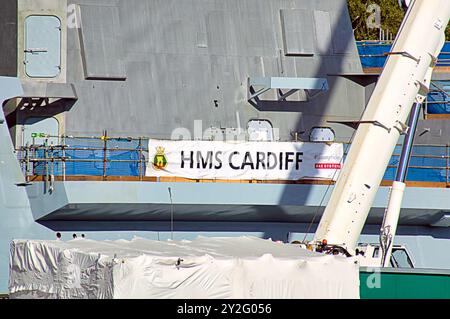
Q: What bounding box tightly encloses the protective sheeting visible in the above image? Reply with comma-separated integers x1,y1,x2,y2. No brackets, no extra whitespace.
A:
9,236,360,299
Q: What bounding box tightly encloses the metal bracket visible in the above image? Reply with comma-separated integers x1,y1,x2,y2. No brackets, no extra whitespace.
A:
24,48,48,54
415,80,430,98
384,51,420,64
328,120,391,132
277,89,299,101
429,53,438,68
16,182,32,187
247,77,328,104
393,120,409,135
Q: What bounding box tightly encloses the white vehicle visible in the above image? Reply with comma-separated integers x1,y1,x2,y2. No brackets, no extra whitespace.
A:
355,244,415,268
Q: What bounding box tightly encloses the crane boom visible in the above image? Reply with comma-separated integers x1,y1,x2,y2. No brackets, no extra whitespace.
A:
313,0,450,253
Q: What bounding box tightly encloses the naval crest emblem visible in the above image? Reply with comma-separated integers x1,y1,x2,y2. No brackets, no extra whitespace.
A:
153,146,168,170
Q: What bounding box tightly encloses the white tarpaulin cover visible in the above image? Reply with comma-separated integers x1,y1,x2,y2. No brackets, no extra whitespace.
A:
146,140,343,181
9,236,359,299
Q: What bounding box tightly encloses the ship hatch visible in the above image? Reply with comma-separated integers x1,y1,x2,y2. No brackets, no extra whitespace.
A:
24,15,61,78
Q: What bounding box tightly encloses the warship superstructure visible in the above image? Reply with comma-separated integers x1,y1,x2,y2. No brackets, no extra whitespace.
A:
2,0,450,293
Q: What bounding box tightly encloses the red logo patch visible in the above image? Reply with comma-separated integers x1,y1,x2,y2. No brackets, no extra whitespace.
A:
315,163,341,169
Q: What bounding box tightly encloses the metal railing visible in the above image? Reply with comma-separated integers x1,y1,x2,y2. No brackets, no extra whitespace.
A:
16,135,450,184
356,41,450,67
17,134,149,182
344,143,450,183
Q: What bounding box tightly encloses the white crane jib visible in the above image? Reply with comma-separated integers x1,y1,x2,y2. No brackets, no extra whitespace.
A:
313,0,450,254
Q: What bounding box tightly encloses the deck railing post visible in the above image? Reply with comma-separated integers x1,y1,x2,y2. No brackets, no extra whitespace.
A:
446,144,449,184
25,143,29,182
62,135,66,181
44,142,49,193
139,137,143,181
50,143,55,192
103,131,108,180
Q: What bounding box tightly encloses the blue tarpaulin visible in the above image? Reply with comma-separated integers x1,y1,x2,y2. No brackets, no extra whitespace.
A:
357,41,450,114
33,138,146,177
357,41,450,68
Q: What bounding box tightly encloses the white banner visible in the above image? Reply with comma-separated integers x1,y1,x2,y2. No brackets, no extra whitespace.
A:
146,140,343,181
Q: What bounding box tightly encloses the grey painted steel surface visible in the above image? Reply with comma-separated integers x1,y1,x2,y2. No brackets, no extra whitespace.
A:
0,0,18,77
1,0,450,293
21,82,77,99
59,0,364,141
26,181,450,227
77,4,127,80
280,9,315,56
0,77,23,102
0,0,447,144
0,77,52,292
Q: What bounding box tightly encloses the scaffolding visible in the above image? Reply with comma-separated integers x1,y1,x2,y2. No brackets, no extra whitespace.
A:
15,134,450,185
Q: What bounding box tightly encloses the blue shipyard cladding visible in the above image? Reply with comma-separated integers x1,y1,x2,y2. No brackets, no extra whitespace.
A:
357,41,450,115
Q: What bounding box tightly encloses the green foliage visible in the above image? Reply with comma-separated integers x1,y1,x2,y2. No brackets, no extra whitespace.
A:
347,0,404,40
347,0,450,41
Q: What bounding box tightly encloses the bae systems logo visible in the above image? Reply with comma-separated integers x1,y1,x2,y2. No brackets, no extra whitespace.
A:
315,163,341,170
153,147,168,170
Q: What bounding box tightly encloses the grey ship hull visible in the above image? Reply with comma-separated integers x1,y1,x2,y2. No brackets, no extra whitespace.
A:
1,0,450,293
